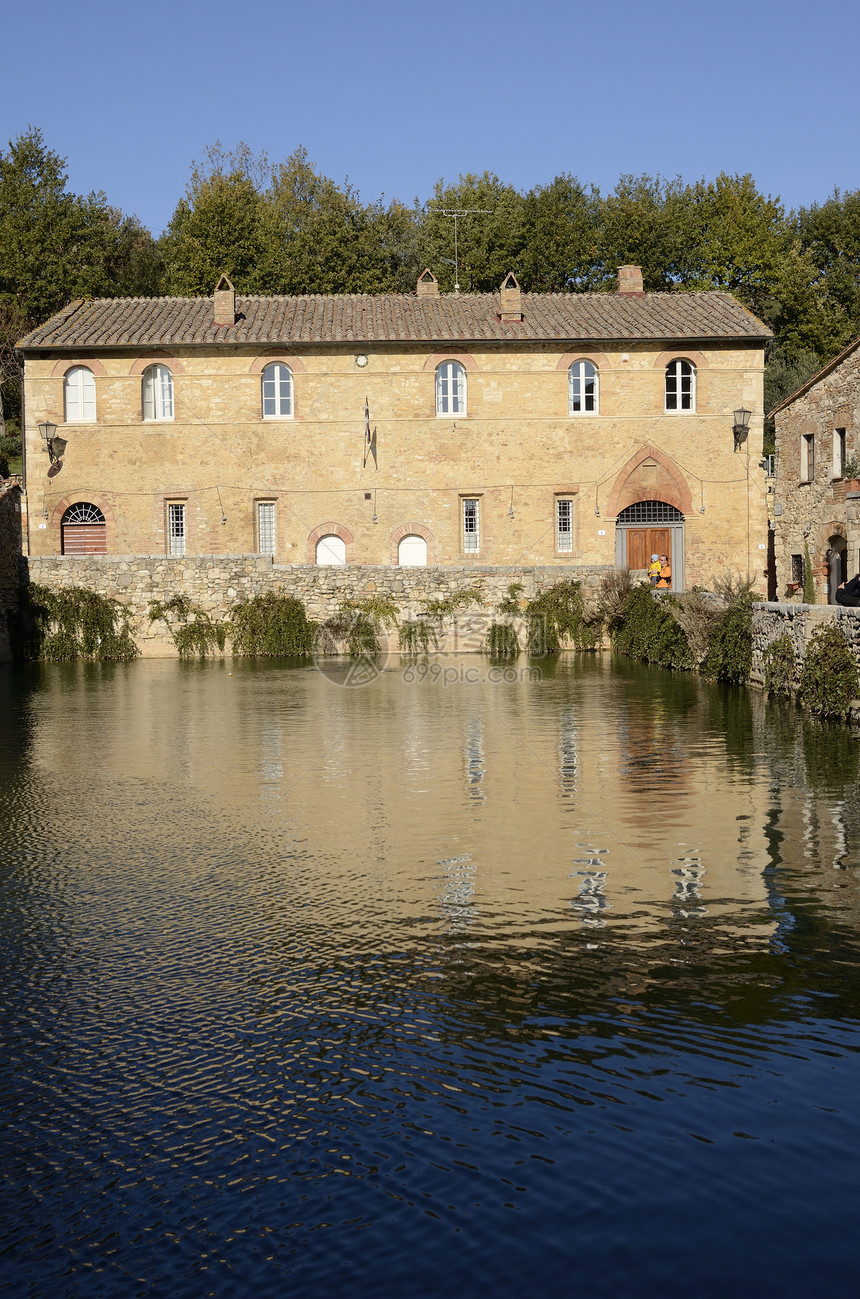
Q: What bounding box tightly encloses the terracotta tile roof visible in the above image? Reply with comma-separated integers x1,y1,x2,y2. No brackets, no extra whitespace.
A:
17,290,770,350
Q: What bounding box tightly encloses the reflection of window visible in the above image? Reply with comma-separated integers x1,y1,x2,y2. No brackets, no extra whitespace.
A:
64,367,96,422
801,433,815,482
462,498,479,553
257,501,275,555
568,361,598,414
261,363,292,418
665,359,695,411
316,534,346,565
167,502,185,555
833,429,846,478
143,365,174,421
436,361,466,415
556,497,574,553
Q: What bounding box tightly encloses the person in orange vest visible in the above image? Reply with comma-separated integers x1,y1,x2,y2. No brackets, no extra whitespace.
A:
656,555,672,589
648,554,661,586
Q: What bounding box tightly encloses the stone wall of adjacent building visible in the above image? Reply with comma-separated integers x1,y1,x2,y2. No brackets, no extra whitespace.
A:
21,555,615,656
772,342,860,601
0,482,23,661
751,600,860,688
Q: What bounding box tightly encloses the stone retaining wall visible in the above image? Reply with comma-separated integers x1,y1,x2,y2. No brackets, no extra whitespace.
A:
751,601,860,688
19,555,614,656
0,482,23,662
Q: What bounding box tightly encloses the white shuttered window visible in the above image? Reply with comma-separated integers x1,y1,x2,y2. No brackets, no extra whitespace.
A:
64,367,96,422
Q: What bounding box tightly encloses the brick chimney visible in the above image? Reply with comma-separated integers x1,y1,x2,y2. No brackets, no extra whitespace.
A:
417,269,439,297
214,273,236,326
617,265,644,296
500,272,522,322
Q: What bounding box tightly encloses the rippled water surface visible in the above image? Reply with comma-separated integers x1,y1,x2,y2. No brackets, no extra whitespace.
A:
2,654,860,1297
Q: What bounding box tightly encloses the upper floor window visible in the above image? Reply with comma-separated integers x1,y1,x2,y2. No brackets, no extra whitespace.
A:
568,361,598,414
142,364,174,421
64,367,96,422
262,363,293,418
801,433,815,482
665,359,695,411
436,361,466,416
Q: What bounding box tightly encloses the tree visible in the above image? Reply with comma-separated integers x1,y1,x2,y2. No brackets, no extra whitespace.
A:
420,172,526,292
519,175,601,292
797,188,860,354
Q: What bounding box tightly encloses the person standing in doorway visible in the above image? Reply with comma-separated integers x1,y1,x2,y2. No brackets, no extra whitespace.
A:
656,555,672,590
649,554,661,586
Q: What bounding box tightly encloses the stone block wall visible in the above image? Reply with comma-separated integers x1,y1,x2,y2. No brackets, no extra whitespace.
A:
751,600,860,688
21,555,614,656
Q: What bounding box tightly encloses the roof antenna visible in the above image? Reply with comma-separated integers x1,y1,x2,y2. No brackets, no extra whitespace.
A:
439,209,493,292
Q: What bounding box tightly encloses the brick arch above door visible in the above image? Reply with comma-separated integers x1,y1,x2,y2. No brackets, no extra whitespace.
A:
605,443,692,518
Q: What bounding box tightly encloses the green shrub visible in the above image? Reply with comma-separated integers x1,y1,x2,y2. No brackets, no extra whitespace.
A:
148,594,226,658
762,633,796,697
612,585,693,670
803,540,816,605
526,580,599,654
230,592,315,657
486,621,520,658
702,596,753,684
13,584,139,661
324,595,399,658
798,623,859,719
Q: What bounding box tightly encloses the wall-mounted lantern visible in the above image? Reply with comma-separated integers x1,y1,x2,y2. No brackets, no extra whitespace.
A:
38,420,67,464
732,407,752,451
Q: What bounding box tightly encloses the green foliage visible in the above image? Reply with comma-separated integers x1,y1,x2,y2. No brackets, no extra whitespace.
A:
496,583,525,616
701,596,753,684
803,541,816,605
399,617,438,655
763,633,796,697
148,594,226,658
763,344,821,451
525,580,600,654
486,622,520,658
12,584,139,661
798,623,860,719
612,585,694,670
230,592,315,657
325,595,399,658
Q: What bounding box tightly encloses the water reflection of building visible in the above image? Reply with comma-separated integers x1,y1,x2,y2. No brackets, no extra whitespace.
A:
22,656,791,951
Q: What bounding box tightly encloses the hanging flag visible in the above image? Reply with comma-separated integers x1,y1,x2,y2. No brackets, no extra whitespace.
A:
363,396,372,467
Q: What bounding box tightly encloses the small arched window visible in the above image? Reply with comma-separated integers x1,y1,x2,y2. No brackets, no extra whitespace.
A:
64,367,96,422
436,361,466,416
665,359,695,412
568,361,598,414
261,363,293,418
316,534,346,565
142,364,174,421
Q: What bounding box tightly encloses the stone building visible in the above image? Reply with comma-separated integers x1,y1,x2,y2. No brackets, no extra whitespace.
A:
770,336,860,602
17,267,769,593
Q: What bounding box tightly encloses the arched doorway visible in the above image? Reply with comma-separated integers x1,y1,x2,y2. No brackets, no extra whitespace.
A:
615,501,685,591
61,502,106,554
828,535,848,604
316,534,346,565
398,534,428,566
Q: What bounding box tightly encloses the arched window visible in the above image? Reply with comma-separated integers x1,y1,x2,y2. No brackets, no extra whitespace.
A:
64,367,96,423
261,363,293,418
316,534,346,565
568,361,598,414
61,502,106,554
398,534,428,566
142,364,174,421
436,361,466,416
665,359,695,412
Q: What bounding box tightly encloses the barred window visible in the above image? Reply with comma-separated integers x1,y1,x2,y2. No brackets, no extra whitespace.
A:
167,502,186,556
556,498,574,552
257,501,276,555
462,497,480,553
617,501,684,524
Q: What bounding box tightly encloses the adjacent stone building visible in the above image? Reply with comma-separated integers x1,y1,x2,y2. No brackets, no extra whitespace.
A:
771,336,860,602
17,268,769,593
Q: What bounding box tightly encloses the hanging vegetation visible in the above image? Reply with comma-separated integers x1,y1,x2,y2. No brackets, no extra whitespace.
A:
525,580,600,654
148,594,226,658
762,633,797,697
798,623,860,719
701,595,754,683
230,592,315,657
399,616,438,655
12,583,139,661
400,586,483,655
486,622,520,658
612,585,694,670
322,595,399,658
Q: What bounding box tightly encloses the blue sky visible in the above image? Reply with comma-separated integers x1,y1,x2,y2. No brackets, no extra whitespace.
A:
3,0,858,235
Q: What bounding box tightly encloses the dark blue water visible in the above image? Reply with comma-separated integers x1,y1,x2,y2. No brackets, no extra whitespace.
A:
1,655,859,1297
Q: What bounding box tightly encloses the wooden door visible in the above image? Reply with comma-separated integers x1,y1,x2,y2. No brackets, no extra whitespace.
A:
61,523,106,554
626,528,671,573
